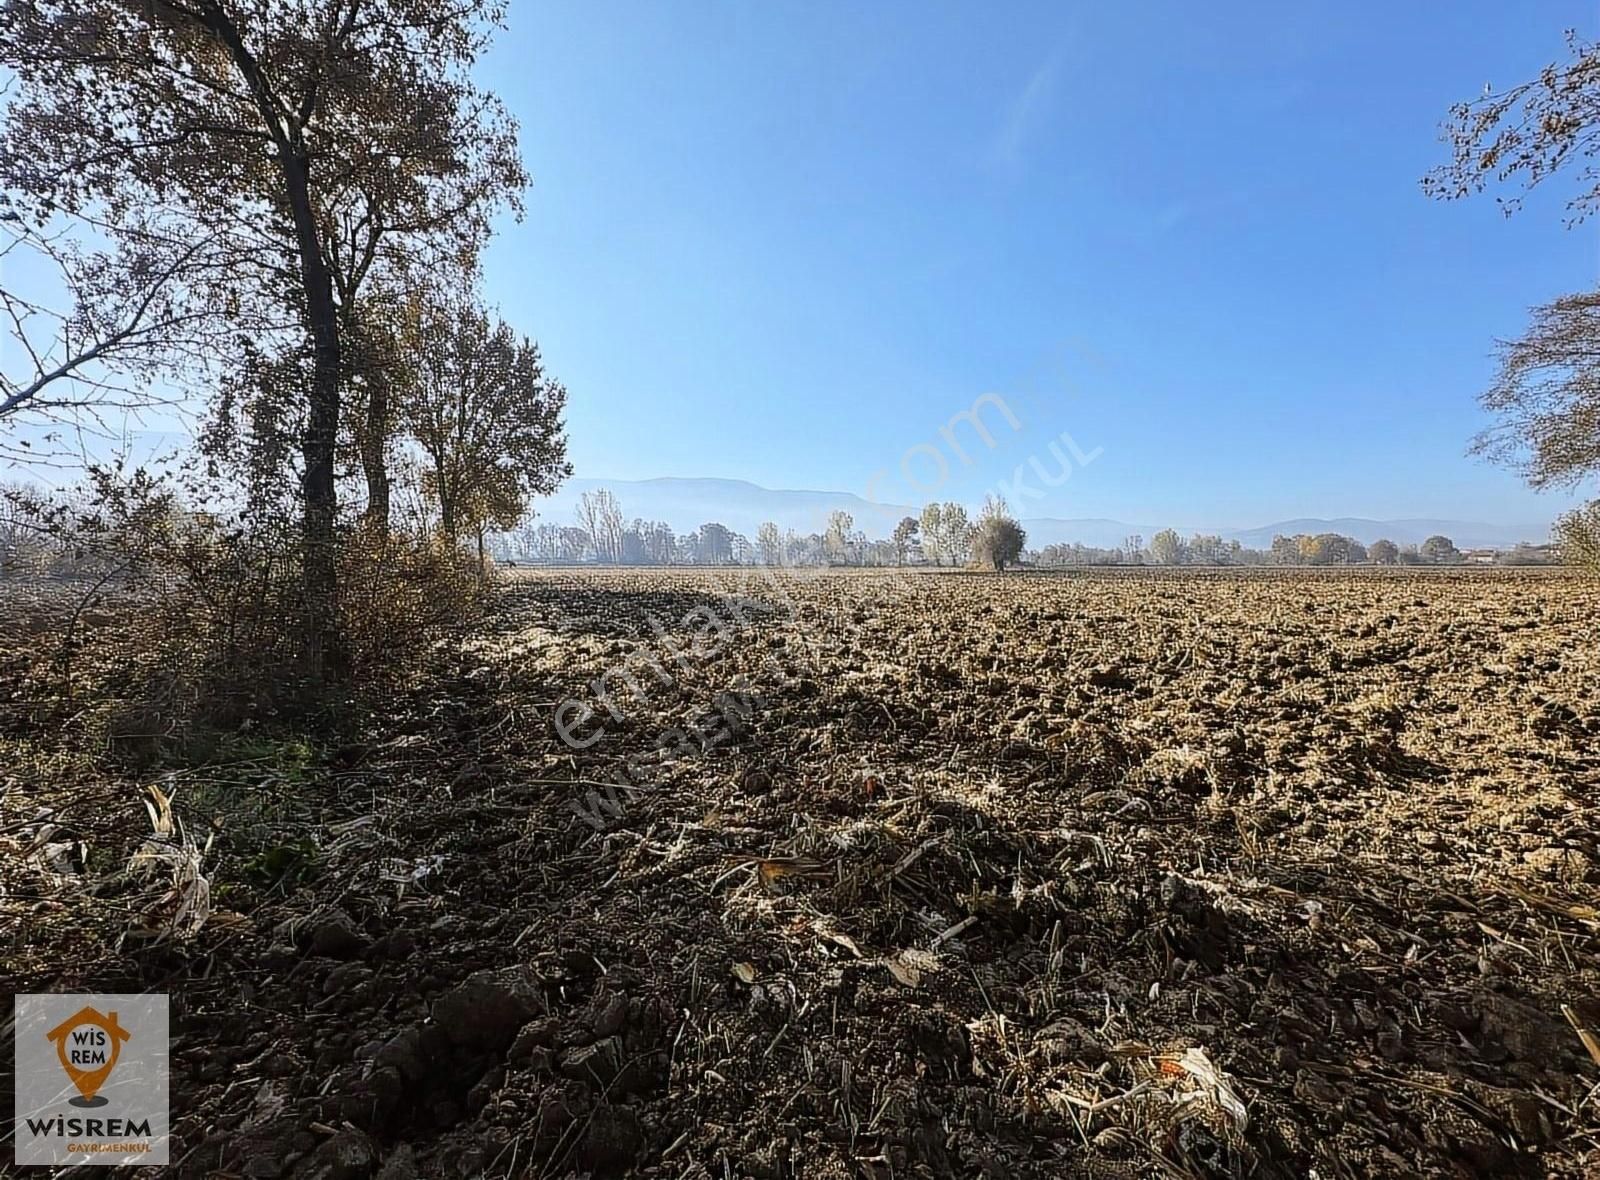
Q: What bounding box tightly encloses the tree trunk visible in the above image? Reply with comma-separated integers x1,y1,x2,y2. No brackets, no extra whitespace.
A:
358,337,391,535
189,1,345,676
281,150,345,678
440,494,457,547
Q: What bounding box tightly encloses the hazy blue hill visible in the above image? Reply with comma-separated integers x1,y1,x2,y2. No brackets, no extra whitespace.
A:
536,476,915,538
1016,518,1162,549
533,477,1552,549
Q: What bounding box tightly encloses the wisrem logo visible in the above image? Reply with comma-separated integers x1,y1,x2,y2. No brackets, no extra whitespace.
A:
13,994,170,1167
24,1115,156,1138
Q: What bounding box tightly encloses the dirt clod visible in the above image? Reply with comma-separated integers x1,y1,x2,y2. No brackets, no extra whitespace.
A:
579,1104,645,1174
297,1129,374,1180
372,1145,419,1180
432,966,544,1053
307,909,370,960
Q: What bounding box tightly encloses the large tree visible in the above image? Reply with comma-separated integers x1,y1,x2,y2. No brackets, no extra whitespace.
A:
0,0,526,669
1426,32,1600,565
891,516,919,565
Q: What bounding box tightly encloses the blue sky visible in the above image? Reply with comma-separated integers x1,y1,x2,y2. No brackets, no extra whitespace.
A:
481,1,1599,529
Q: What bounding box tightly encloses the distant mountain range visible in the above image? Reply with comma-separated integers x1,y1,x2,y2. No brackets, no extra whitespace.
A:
534,477,1554,551
537,477,915,539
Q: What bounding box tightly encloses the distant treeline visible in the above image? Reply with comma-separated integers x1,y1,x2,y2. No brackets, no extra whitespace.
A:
496,494,1006,567
497,499,921,567
480,491,1561,570
1041,529,1557,568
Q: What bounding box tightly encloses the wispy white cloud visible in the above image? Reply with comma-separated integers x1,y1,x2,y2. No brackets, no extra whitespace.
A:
990,49,1064,174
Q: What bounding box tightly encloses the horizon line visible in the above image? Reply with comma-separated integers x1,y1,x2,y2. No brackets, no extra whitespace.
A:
541,473,1557,534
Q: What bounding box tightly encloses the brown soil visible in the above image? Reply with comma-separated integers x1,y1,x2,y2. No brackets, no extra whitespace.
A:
4,567,1599,1178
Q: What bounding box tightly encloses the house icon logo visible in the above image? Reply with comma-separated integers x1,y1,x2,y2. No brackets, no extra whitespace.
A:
16,993,169,1165
44,1006,132,1108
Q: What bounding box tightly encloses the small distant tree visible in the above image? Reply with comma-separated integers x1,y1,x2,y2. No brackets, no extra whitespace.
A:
1123,533,1145,565
574,493,602,557
1369,538,1399,565
756,521,783,566
970,496,1026,571
575,489,624,563
1300,533,1351,565
919,504,944,565
549,527,581,562
597,497,624,563
0,482,57,577
1187,534,1226,565
1269,535,1300,565
1420,534,1461,564
824,510,854,564
863,537,895,566
891,516,920,565
1501,541,1549,567
939,503,972,565
1149,528,1183,566
641,521,676,565
526,523,559,562
619,520,646,564
698,522,734,564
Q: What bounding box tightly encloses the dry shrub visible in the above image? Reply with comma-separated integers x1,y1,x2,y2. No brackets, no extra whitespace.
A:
338,526,487,680
18,472,487,760
1556,500,1600,572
